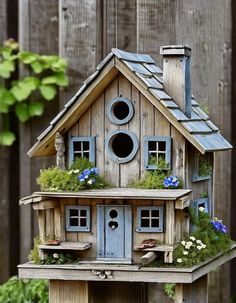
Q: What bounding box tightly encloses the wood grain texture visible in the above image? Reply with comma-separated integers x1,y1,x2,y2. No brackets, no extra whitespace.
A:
19,0,59,263
50,280,89,303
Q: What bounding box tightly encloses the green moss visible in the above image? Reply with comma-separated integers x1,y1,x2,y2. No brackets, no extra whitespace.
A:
148,155,169,169
130,170,167,189
36,157,111,192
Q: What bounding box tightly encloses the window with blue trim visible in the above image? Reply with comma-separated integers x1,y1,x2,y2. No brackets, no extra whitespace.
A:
144,136,171,170
65,205,90,232
190,198,209,232
69,136,95,164
136,206,164,232
192,152,212,182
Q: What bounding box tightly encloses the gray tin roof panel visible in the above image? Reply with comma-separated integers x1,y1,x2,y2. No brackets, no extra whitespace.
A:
149,88,172,100
123,61,152,76
181,121,213,133
143,63,163,74
136,74,163,89
112,48,155,63
193,133,232,151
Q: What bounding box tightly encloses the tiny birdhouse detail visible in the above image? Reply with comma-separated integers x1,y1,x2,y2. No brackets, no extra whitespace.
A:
19,46,235,302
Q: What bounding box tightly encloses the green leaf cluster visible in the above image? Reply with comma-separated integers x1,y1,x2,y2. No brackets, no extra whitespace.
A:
164,283,175,300
173,210,233,267
36,157,111,192
198,155,212,177
28,236,41,264
0,39,68,145
40,252,77,265
0,276,48,303
148,155,169,169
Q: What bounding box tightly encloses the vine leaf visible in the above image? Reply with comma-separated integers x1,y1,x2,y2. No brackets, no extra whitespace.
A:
31,61,44,74
15,103,29,122
29,102,44,117
39,85,57,101
0,131,16,145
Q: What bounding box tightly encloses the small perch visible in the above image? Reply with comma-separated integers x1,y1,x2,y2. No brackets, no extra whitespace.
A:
141,251,158,265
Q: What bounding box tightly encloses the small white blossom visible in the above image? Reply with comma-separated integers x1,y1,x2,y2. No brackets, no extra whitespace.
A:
196,239,202,244
53,253,59,259
190,236,196,241
181,240,186,246
73,169,80,174
199,206,205,212
186,241,193,247
87,179,93,185
202,244,206,249
177,258,183,263
183,251,188,255
68,170,73,175
197,246,202,250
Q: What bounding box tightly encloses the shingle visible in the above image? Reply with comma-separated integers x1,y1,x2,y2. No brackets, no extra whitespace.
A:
169,109,188,121
205,120,219,131
192,106,209,120
112,48,155,63
160,100,179,109
193,133,232,151
50,108,67,125
123,61,152,76
136,74,163,89
181,121,213,133
96,52,113,70
191,99,199,107
143,63,162,74
153,74,163,84
37,125,53,141
83,70,100,85
64,83,87,108
149,88,172,100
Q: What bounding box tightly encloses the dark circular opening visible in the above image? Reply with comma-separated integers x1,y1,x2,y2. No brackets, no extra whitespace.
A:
109,209,118,219
113,101,130,120
111,133,134,158
108,221,118,229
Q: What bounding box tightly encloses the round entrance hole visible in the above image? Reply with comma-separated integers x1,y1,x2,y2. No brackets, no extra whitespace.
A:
109,209,118,219
107,97,134,125
106,130,139,164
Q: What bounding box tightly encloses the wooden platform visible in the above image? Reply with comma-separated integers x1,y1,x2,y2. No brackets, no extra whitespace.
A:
18,244,236,284
20,188,192,205
39,242,91,251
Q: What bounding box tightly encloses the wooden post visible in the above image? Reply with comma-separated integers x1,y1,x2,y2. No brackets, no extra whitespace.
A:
49,280,89,303
55,132,65,170
175,275,208,303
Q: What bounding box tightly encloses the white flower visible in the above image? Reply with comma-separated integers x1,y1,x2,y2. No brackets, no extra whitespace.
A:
183,251,188,255
53,253,59,259
196,239,202,244
87,179,93,185
68,170,73,175
202,244,206,249
177,258,183,263
199,206,205,212
73,169,80,174
190,236,196,241
197,246,202,250
181,240,186,246
186,241,193,247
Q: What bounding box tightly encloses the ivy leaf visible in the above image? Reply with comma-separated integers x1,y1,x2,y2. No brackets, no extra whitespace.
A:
55,72,68,86
0,46,12,59
0,61,15,78
23,76,40,90
11,84,31,102
51,59,67,72
0,90,16,105
29,102,44,117
0,131,16,146
0,102,9,113
15,103,29,122
41,75,58,85
31,61,44,74
39,85,57,101
20,51,38,64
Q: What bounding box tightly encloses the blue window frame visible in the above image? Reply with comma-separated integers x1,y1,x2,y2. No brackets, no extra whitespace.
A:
192,152,212,182
190,198,209,232
144,136,171,170
136,206,164,232
69,136,95,164
65,205,90,232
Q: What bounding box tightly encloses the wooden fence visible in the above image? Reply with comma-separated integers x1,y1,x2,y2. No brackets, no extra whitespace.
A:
0,0,235,302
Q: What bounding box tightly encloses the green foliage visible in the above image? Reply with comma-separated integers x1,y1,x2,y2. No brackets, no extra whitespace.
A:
148,155,169,169
28,236,41,264
173,210,233,267
37,157,111,192
131,170,167,189
200,192,208,198
198,155,212,177
40,252,77,265
164,283,175,300
0,38,68,145
0,276,48,303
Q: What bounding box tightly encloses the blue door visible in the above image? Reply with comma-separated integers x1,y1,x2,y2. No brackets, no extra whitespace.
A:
97,205,132,262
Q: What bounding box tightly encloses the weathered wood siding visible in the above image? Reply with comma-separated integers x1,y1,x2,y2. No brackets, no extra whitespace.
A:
68,74,186,187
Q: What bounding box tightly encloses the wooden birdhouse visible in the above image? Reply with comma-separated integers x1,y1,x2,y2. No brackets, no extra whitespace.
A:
19,46,236,303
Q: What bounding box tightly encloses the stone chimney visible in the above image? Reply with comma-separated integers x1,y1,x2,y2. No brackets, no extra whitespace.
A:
160,45,192,118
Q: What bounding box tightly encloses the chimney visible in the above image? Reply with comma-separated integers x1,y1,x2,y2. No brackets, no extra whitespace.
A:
160,45,192,118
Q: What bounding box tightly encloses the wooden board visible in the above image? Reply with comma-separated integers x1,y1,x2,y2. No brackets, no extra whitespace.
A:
39,242,91,251
21,188,191,203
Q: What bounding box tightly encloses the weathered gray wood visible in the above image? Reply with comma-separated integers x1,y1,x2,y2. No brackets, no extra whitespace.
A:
141,252,158,265
39,241,91,250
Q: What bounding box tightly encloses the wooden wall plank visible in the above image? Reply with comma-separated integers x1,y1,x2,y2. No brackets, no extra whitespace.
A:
59,0,102,103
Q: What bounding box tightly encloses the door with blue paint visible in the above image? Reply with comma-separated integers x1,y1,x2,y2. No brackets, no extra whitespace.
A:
97,205,132,262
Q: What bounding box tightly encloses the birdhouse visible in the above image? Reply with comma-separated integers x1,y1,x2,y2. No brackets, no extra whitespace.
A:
19,46,236,303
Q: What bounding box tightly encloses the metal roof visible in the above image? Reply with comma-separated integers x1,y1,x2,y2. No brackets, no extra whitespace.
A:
28,48,232,156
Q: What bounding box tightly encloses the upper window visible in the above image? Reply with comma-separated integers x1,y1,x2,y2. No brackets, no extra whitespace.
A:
106,130,138,164
136,206,164,232
192,152,212,182
65,205,90,232
69,136,95,164
107,97,134,125
144,136,171,170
